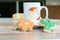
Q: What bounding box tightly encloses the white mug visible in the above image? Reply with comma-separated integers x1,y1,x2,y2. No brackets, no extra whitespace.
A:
23,2,48,26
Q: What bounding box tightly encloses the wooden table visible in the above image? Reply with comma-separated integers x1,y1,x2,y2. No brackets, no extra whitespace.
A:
0,18,60,40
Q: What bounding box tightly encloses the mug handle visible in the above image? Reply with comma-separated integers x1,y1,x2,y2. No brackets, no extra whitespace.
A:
40,6,48,19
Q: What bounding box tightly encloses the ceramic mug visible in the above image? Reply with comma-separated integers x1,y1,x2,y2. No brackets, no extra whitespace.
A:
23,2,48,26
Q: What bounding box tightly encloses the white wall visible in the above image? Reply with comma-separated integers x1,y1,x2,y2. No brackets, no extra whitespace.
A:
46,0,60,5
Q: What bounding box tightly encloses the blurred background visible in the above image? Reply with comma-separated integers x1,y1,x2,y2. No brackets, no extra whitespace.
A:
0,0,60,19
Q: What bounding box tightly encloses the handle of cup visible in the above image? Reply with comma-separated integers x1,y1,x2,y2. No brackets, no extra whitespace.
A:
41,6,48,19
